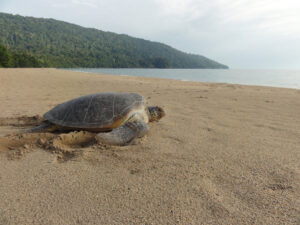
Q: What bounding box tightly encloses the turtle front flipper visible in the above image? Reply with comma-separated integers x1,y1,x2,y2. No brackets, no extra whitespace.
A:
96,120,149,146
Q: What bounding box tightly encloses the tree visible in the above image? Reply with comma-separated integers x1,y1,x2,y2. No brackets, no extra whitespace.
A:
152,57,170,68
0,45,10,67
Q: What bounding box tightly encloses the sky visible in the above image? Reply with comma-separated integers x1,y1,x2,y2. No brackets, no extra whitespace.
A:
1,0,300,69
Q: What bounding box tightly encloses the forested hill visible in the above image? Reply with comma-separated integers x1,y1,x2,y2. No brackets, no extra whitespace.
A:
0,12,228,68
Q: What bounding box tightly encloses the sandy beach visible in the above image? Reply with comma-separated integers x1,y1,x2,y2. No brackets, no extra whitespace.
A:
0,68,299,225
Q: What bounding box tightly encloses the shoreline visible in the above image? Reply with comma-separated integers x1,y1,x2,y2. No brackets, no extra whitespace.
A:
62,67,300,90
0,68,299,225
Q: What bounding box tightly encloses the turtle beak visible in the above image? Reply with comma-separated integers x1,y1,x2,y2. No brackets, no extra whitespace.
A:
158,107,166,119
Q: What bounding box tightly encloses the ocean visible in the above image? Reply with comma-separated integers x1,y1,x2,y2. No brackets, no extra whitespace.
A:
65,68,300,89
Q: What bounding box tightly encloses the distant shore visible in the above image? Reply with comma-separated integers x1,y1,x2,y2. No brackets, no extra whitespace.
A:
0,68,299,225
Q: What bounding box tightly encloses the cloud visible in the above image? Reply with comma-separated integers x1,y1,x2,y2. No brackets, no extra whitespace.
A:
153,0,300,37
71,0,98,8
154,0,197,17
51,0,99,10
216,0,300,36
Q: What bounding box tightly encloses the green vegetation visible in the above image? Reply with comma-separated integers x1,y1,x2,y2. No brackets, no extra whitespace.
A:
0,43,44,67
0,12,228,68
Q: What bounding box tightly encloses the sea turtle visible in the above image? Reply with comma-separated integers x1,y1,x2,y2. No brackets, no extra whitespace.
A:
28,92,165,145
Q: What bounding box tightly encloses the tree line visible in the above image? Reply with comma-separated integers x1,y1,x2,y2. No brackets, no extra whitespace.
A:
0,43,45,67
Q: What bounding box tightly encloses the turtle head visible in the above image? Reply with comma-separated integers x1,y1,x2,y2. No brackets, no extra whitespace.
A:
147,106,165,122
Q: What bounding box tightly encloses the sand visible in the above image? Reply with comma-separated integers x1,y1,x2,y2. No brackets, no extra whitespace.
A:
0,68,299,225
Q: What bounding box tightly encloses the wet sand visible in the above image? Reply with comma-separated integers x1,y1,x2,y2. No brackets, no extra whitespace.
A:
0,68,299,225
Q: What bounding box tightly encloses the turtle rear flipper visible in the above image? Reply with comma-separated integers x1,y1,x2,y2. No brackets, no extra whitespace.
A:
25,121,57,133
96,120,149,146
